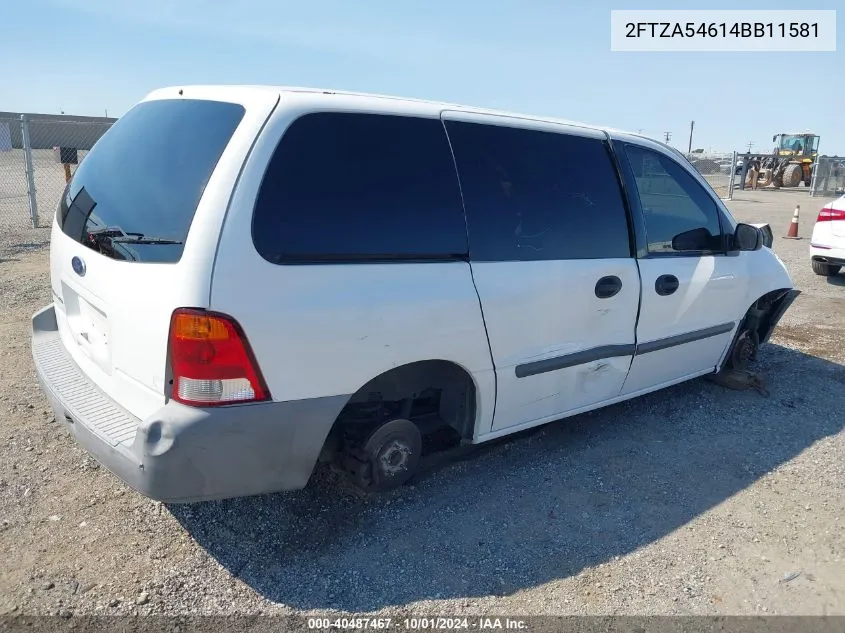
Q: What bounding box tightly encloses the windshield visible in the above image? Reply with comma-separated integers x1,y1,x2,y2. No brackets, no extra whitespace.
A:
57,98,245,263
778,134,819,154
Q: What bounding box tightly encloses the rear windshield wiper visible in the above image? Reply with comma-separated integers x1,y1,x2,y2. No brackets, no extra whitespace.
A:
109,236,183,245
87,228,183,246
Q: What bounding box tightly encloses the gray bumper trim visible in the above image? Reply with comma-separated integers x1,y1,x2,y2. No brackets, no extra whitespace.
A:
32,307,139,447
31,304,350,503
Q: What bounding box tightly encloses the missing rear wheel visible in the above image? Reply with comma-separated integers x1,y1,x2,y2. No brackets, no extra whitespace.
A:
349,419,422,493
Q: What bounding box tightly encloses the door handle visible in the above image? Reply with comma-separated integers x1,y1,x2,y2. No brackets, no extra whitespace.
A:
655,274,680,296
595,275,623,299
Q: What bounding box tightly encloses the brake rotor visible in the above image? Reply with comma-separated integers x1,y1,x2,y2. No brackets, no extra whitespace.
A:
730,329,759,371
359,418,422,492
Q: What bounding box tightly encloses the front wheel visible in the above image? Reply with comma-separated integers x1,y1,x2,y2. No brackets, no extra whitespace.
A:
782,163,803,188
812,260,842,277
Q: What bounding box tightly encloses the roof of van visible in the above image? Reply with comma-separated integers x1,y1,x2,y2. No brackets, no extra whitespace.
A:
153,84,663,148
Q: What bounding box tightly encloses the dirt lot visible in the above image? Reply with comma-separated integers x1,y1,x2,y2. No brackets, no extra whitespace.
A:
0,189,842,618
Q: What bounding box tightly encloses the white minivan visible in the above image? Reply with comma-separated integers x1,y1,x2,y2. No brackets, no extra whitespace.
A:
32,86,799,503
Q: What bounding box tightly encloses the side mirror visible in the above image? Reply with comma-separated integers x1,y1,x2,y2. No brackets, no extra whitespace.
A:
671,227,713,251
749,223,774,248
733,223,763,252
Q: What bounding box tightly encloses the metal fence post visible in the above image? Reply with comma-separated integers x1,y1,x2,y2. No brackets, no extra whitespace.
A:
808,155,820,197
20,115,39,228
728,151,736,200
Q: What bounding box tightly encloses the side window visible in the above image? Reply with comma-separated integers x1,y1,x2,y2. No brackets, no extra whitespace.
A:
252,112,467,263
624,145,724,255
444,120,631,262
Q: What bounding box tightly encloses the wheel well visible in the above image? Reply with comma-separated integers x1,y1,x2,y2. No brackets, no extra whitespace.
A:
747,288,796,343
329,360,477,443
723,288,795,369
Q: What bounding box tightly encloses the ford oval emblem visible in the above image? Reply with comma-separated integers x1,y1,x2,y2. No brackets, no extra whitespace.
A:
71,256,86,277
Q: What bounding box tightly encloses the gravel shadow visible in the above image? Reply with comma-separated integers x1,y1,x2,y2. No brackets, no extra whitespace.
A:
169,343,844,611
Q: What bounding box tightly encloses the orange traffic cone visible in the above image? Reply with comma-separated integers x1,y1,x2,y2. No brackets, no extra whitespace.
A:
783,205,801,239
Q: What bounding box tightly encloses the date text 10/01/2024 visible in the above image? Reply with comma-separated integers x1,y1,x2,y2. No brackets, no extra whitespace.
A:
307,618,528,630
625,22,819,38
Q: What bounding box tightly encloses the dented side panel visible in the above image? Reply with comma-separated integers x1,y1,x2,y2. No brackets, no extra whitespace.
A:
470,259,640,433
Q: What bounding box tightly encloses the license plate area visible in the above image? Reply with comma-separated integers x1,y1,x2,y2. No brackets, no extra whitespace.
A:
61,281,112,373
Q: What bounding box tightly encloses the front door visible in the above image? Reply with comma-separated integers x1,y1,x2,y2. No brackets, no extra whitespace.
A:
442,112,641,433
617,142,750,395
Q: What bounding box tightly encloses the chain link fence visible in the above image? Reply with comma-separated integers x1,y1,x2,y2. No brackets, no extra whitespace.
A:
0,116,30,231
686,150,845,201
684,152,737,199
809,156,845,198
0,115,113,230
726,150,828,197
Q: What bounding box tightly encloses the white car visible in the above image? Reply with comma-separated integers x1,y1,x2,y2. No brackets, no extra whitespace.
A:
31,86,799,503
810,194,845,276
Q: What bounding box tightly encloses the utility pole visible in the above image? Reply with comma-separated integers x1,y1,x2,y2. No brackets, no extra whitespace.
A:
687,121,695,153
746,141,754,152
636,128,643,135
664,131,672,144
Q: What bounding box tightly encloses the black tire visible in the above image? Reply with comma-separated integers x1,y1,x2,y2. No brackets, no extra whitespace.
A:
812,260,842,277
355,419,422,492
782,163,802,188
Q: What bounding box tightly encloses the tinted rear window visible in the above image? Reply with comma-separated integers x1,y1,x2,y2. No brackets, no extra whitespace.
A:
58,99,245,263
445,120,631,261
252,112,467,263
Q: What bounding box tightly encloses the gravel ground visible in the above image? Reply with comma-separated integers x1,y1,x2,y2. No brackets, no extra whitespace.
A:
0,189,842,618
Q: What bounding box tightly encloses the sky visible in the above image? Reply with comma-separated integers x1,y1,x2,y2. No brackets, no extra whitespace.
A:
2,0,842,154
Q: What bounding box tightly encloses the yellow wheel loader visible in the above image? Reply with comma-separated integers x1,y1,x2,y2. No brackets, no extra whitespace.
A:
756,133,819,188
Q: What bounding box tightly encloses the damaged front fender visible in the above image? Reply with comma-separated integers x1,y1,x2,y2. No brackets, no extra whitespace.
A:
721,287,800,372
758,288,801,344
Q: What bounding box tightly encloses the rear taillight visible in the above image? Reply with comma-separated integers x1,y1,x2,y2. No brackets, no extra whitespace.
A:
168,309,270,407
817,206,845,222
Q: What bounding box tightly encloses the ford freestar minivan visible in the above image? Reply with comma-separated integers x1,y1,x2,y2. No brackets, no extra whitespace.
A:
32,86,799,503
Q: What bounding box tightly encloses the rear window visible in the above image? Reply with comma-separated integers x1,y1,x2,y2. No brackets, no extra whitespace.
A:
445,120,631,262
57,98,245,263
252,112,467,263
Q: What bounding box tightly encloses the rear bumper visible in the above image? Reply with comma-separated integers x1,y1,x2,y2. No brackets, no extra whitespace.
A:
31,304,349,503
810,243,845,266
